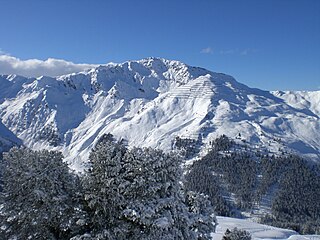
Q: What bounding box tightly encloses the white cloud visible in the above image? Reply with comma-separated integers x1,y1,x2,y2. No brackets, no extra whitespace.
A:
0,55,99,77
200,47,213,54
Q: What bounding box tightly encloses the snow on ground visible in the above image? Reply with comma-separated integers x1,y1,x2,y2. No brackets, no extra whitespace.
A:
212,217,320,240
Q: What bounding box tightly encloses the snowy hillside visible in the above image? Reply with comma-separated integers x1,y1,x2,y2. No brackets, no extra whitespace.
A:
0,58,319,169
272,90,320,117
213,217,319,240
0,121,22,154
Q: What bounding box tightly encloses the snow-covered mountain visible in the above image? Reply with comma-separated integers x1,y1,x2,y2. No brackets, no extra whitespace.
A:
0,58,319,169
0,121,22,154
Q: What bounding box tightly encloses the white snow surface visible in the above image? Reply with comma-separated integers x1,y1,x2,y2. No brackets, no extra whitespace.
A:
0,58,319,170
213,216,320,240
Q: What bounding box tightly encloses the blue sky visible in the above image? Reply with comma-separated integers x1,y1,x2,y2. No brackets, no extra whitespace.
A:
0,0,319,90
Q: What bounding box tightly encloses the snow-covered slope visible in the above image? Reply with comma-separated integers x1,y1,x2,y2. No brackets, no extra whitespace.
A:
213,216,318,240
272,90,320,118
0,121,22,154
0,58,319,169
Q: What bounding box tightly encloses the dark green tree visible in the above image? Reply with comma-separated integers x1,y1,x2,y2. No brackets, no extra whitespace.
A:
0,147,83,239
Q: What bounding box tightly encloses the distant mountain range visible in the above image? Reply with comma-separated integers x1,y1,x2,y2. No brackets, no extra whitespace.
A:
0,58,319,169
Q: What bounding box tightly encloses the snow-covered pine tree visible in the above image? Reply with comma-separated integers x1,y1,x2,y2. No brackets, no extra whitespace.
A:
82,135,128,239
185,191,216,239
222,227,251,240
0,147,83,239
80,134,216,239
121,147,193,239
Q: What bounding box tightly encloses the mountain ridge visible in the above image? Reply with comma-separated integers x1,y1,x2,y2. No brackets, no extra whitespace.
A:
0,58,319,169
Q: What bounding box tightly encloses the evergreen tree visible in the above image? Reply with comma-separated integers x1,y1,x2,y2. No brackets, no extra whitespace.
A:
80,134,216,239
222,228,251,240
270,156,320,233
82,136,127,238
121,147,200,239
185,191,216,239
0,147,83,239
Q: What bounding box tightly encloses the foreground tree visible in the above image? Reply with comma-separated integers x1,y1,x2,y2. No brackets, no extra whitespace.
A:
82,136,128,238
80,135,216,239
185,191,217,239
0,148,84,239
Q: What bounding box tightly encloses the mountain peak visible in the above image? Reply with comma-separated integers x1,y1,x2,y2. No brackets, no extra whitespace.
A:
0,58,319,170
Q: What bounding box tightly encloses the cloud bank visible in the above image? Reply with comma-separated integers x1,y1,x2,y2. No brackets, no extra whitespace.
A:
0,55,99,77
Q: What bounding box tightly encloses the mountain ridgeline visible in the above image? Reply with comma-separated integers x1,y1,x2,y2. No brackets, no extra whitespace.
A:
0,58,319,170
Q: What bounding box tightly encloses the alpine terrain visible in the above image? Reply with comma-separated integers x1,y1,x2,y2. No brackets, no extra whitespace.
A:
0,57,319,169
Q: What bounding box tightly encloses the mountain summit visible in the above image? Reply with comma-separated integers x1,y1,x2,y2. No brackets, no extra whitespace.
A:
0,58,319,169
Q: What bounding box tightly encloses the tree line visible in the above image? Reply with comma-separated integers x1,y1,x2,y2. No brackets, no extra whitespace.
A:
184,135,320,234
